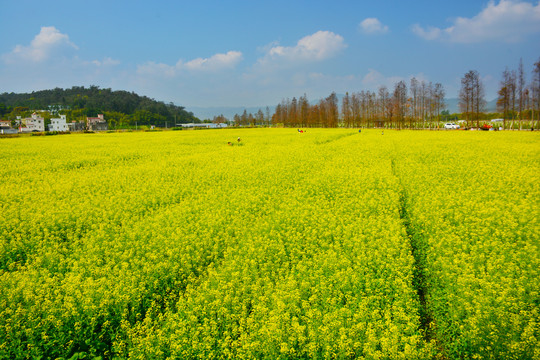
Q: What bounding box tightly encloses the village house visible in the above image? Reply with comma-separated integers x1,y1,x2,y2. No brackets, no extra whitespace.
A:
26,113,45,132
49,114,69,132
67,121,86,132
20,113,45,132
87,114,108,131
0,120,17,134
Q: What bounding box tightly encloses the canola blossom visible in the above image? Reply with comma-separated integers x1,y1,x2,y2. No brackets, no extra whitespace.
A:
0,129,538,359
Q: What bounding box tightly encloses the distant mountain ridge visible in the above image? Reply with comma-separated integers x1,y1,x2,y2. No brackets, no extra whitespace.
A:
187,106,275,121
445,98,497,114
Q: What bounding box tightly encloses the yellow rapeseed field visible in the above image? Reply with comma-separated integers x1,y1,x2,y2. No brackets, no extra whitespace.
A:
0,129,538,359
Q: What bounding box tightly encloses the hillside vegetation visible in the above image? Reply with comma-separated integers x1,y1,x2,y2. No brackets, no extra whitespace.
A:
0,86,199,127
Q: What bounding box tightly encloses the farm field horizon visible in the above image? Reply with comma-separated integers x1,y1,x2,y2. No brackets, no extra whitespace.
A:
0,128,538,359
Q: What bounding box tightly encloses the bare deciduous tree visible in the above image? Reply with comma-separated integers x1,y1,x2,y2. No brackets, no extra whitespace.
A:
460,70,485,128
393,81,408,129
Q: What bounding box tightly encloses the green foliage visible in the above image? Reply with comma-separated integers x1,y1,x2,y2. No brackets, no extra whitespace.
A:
0,103,8,117
0,86,199,125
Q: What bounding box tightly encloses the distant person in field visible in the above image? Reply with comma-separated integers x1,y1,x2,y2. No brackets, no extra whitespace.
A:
237,137,241,144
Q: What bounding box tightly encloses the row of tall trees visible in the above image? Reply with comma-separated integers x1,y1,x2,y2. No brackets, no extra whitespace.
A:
459,70,486,128
233,59,539,129
268,79,446,128
497,58,540,123
232,108,271,127
272,93,339,128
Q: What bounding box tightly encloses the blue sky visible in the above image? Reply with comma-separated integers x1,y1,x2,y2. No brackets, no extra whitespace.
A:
1,0,539,111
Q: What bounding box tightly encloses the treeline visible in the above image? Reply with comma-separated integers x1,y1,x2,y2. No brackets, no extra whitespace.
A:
270,79,446,128
227,79,446,129
0,86,199,127
459,58,540,128
230,108,272,127
231,58,540,129
497,58,540,122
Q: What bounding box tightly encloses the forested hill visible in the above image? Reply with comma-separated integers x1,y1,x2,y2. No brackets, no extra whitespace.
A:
0,86,199,126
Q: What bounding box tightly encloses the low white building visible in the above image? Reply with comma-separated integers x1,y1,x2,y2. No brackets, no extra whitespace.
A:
180,123,228,128
49,115,68,132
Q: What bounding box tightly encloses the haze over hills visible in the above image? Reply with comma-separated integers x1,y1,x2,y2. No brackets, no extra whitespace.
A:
186,106,274,121
445,98,497,114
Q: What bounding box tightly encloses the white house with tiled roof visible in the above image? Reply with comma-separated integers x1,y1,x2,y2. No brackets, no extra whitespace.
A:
21,113,45,132
49,115,68,132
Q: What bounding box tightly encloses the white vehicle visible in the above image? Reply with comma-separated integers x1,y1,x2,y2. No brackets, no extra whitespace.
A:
444,123,460,129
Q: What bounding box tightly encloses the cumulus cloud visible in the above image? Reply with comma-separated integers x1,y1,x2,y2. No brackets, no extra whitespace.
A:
240,32,348,103
359,18,389,34
137,51,243,77
412,0,540,43
264,31,347,62
361,69,432,90
2,26,78,63
90,57,121,67
136,62,175,77
241,31,347,98
183,51,243,71
362,69,404,88
411,24,441,41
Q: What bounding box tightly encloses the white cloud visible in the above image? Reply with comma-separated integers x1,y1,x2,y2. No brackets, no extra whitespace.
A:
264,31,347,62
137,62,176,77
0,27,124,93
257,40,280,54
411,24,441,41
361,69,432,90
412,0,540,43
137,51,243,77
241,31,347,103
90,57,121,67
362,69,404,88
359,18,389,34
183,51,243,71
2,26,78,63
